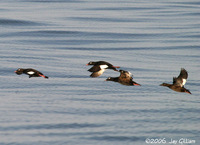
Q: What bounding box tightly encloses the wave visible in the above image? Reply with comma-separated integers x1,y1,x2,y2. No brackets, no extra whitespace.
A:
0,19,42,26
88,135,145,142
0,123,104,131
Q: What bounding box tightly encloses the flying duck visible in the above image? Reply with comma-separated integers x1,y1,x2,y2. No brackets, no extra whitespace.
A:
160,68,191,94
86,61,120,77
15,68,49,79
106,69,141,86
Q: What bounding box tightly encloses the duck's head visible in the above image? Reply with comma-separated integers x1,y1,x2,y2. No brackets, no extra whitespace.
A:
14,68,24,75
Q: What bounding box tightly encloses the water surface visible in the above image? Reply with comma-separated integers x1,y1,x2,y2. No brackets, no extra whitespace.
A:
0,0,200,145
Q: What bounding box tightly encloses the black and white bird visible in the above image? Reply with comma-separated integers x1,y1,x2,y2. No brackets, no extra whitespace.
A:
15,68,48,79
86,61,120,77
160,68,191,94
106,69,141,86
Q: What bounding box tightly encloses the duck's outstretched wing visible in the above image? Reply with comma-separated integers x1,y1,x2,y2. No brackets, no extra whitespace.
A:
88,66,101,72
173,68,188,87
119,70,132,79
90,69,105,77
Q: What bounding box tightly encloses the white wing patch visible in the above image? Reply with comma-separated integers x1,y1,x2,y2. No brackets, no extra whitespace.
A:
182,79,186,86
100,65,108,69
27,71,35,75
128,71,132,75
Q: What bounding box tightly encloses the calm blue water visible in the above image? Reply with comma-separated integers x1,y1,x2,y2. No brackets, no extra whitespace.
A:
0,0,200,145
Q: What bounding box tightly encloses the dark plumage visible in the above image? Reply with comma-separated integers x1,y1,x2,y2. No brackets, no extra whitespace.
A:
106,70,141,86
160,68,191,94
86,61,120,77
15,68,48,79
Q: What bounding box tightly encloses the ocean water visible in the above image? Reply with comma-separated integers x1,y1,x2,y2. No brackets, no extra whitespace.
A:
0,0,200,145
